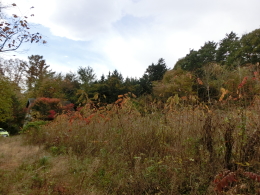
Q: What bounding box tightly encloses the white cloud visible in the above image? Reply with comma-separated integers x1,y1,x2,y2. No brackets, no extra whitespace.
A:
33,0,131,41
2,0,260,78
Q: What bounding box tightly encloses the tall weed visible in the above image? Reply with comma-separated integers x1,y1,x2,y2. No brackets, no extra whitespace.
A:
20,97,260,194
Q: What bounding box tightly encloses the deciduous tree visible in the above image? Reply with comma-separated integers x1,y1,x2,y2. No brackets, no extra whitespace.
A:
25,55,54,92
0,57,27,87
0,77,14,122
77,66,96,92
153,68,194,100
0,2,46,52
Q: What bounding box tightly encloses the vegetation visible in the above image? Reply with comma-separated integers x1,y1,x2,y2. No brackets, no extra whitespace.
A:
2,98,260,194
0,2,46,52
1,3,260,192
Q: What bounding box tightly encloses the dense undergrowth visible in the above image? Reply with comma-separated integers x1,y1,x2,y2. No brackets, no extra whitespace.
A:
1,96,259,195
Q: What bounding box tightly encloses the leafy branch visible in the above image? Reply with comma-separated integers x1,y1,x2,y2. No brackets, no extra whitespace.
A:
0,2,46,52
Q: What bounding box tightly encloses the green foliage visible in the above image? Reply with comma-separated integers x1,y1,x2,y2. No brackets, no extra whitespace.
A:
77,66,96,92
153,68,194,100
0,77,14,122
22,120,48,134
0,62,27,133
76,89,90,105
0,95,27,135
38,156,50,167
34,74,65,99
21,120,48,145
174,28,260,71
173,41,217,73
239,28,260,65
138,74,153,95
198,41,217,65
90,70,140,104
197,63,226,102
25,55,55,93
2,27,260,195
50,146,67,156
216,31,240,66
145,58,168,81
62,72,81,104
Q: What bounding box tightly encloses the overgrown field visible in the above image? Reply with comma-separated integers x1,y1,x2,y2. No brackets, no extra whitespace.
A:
2,99,260,194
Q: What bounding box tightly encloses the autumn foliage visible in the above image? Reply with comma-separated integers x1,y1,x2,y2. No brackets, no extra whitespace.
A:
28,97,74,120
1,25,260,194
0,2,46,52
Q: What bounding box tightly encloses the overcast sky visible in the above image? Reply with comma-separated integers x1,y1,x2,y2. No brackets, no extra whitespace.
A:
2,0,260,79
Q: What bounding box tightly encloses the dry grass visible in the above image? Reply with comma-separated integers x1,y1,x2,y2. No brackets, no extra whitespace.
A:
0,135,49,194
0,135,45,170
0,135,107,194
2,99,260,194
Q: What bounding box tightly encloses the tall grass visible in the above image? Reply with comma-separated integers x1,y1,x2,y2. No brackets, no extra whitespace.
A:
19,97,260,194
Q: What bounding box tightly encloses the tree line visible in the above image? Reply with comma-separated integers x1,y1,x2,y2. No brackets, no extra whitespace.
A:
0,55,168,103
175,29,260,71
0,55,168,133
167,28,260,103
1,1,260,135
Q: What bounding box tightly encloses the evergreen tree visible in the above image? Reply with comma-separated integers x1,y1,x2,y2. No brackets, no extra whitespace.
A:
216,31,240,65
145,58,168,81
139,74,153,95
62,72,81,104
100,74,105,83
175,49,200,71
239,28,260,65
198,41,217,65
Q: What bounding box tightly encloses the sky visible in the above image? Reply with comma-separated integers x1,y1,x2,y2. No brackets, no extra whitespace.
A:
1,0,260,79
